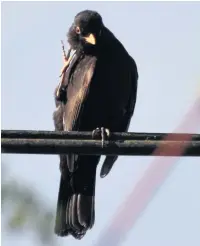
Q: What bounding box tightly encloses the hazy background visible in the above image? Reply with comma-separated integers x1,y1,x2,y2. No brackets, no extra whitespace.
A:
1,1,200,246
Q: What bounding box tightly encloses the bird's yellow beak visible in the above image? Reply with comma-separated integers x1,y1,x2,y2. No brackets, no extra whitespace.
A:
84,33,96,45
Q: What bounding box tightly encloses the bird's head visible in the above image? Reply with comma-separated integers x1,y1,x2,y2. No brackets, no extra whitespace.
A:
67,10,104,51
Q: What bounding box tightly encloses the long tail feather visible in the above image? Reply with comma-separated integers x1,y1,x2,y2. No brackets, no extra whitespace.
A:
55,156,99,239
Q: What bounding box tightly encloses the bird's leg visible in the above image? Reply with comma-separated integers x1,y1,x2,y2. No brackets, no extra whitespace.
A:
92,127,110,148
56,46,73,102
59,47,72,78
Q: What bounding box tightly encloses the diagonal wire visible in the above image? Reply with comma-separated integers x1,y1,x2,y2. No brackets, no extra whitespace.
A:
95,96,200,246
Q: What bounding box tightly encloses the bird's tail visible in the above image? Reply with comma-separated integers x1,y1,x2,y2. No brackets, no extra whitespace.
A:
54,155,71,237
55,156,99,239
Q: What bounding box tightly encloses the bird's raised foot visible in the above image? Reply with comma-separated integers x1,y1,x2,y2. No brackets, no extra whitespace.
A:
59,60,70,78
92,127,110,148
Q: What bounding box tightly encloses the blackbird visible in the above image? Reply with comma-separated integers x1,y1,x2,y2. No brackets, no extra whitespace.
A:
53,10,138,239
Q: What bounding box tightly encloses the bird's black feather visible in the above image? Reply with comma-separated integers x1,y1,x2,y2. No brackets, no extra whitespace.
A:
53,9,138,239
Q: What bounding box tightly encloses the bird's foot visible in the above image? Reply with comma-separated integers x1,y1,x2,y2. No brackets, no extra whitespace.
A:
59,60,70,78
92,127,110,148
59,46,72,77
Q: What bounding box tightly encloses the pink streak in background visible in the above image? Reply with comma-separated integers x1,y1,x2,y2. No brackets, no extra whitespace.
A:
95,97,200,246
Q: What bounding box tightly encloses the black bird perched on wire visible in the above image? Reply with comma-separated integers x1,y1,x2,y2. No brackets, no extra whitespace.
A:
53,10,138,239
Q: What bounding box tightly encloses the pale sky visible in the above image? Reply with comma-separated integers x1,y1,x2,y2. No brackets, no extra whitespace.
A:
1,1,200,246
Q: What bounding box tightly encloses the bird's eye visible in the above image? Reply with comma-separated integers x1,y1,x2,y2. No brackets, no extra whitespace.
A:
75,26,81,34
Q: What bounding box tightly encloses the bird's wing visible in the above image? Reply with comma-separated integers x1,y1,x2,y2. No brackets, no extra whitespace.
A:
100,55,138,178
62,54,97,171
63,54,97,131
120,56,138,131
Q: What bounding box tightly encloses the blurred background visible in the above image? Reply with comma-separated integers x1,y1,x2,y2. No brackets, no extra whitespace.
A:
1,1,200,246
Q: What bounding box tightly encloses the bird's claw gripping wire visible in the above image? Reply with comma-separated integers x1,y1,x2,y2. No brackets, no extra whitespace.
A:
92,127,111,148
